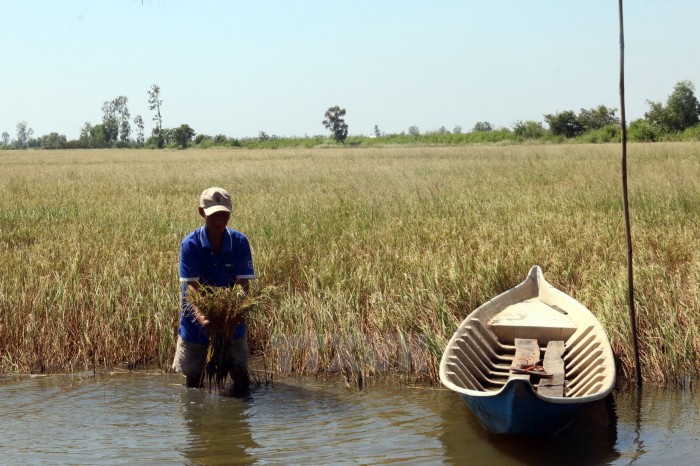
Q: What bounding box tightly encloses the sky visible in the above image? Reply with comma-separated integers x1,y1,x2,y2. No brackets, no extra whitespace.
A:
2,0,700,140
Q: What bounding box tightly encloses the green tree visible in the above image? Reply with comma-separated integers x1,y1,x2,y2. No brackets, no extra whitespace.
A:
133,115,145,146
91,124,108,148
158,128,174,146
544,110,582,138
373,125,381,137
78,122,105,148
472,121,493,132
512,120,545,139
627,118,659,142
194,134,210,145
114,96,131,144
39,132,68,149
173,124,195,149
79,122,92,147
101,95,131,145
645,80,700,133
322,106,348,143
101,99,119,144
408,125,420,136
15,121,33,149
578,105,619,132
1,132,9,146
148,84,164,147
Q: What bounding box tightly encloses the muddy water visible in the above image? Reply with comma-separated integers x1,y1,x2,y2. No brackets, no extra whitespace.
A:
0,372,697,465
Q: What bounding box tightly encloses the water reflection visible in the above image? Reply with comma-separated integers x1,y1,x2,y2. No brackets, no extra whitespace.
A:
433,391,618,465
179,389,258,465
612,386,700,465
483,397,619,466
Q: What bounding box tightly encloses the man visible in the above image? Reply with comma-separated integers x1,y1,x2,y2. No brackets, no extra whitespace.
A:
172,187,256,393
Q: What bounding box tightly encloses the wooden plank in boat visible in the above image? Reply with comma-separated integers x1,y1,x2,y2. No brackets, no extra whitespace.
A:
509,338,540,380
538,340,566,397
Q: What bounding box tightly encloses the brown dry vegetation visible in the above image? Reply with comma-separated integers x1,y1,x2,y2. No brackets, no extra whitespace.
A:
1,143,699,385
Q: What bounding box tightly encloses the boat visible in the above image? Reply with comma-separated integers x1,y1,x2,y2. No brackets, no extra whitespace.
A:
439,265,616,436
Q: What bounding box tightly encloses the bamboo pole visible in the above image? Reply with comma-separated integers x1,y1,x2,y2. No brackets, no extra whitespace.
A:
618,0,642,387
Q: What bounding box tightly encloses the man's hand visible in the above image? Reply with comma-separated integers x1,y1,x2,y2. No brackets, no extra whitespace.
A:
193,306,223,330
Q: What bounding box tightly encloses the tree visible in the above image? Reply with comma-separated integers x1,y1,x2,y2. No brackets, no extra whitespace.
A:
153,127,174,146
79,122,92,139
15,121,33,149
194,134,209,145
78,122,108,148
100,95,131,145
578,105,619,132
513,120,545,139
173,124,195,149
645,80,700,133
114,96,131,144
102,95,131,145
628,118,659,142
90,124,108,148
453,125,462,134
666,80,700,130
148,84,164,147
322,106,348,143
1,132,9,146
133,115,145,146
101,99,119,144
544,110,583,138
39,132,67,149
79,122,92,148
644,101,668,132
373,125,381,137
408,125,420,136
472,121,493,132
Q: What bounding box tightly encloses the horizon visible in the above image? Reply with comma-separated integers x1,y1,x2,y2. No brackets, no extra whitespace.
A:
2,1,699,140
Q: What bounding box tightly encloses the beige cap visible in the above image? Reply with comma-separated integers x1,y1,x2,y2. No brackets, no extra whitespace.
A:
199,187,232,216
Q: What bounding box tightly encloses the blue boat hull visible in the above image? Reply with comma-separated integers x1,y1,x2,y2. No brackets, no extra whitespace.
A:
460,378,587,436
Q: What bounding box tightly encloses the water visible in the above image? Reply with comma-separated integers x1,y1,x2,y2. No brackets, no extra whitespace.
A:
1,372,698,465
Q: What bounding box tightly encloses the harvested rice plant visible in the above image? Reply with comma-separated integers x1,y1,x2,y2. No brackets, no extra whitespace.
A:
1,143,699,385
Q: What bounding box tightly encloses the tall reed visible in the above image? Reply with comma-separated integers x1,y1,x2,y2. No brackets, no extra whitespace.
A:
1,144,699,385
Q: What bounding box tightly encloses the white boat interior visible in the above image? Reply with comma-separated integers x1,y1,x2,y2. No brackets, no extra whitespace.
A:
440,266,615,400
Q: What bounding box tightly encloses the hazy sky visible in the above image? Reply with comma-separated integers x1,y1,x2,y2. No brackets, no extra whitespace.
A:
2,0,699,140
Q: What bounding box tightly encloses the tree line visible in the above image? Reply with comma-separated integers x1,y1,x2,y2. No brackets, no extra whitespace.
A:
1,84,193,151
2,80,699,151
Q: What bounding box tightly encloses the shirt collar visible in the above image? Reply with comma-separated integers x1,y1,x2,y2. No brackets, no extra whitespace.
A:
198,226,232,253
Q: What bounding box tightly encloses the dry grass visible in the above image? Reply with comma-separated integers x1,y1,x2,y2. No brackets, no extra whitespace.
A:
1,143,699,385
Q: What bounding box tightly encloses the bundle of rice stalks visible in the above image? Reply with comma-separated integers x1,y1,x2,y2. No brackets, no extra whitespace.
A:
188,285,270,393
189,285,254,334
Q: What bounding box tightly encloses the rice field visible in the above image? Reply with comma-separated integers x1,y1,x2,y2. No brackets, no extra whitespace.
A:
1,143,699,385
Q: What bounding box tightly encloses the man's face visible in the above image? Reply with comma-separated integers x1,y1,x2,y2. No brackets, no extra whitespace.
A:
205,211,230,233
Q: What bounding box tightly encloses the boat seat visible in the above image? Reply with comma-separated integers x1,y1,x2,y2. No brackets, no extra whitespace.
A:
489,299,577,344
509,338,540,381
537,340,566,397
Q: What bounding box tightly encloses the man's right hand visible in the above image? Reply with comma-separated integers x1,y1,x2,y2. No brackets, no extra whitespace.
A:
195,308,224,331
